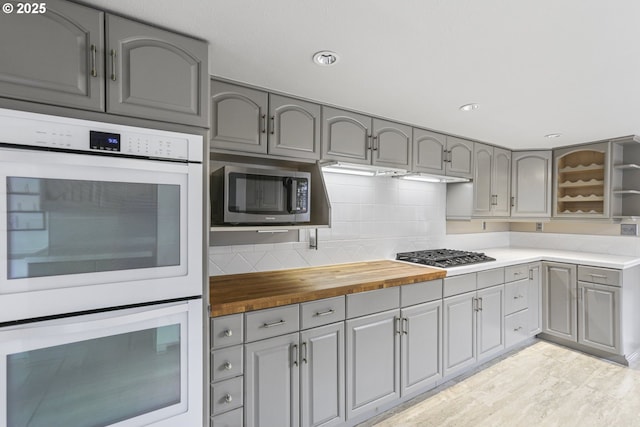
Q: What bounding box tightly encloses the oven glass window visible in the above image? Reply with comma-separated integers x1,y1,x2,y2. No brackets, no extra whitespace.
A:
6,324,181,427
228,172,287,214
7,177,180,279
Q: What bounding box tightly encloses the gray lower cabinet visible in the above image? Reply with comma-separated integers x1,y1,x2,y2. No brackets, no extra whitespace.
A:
106,15,209,127
510,151,552,218
401,300,442,396
345,309,400,420
443,292,476,377
0,1,208,126
528,263,542,335
300,322,345,427
578,281,620,354
245,332,300,427
211,81,321,160
542,262,578,341
476,285,505,360
0,0,104,111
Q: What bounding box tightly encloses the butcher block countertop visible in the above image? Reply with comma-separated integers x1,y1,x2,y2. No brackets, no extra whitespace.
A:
209,260,446,317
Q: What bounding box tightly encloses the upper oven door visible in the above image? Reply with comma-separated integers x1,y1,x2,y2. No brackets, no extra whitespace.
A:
0,147,202,321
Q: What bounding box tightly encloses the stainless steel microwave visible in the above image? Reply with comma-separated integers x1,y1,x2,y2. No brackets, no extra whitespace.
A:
211,165,311,224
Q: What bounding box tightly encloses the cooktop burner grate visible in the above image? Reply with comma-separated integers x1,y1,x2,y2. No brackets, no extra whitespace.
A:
396,248,496,268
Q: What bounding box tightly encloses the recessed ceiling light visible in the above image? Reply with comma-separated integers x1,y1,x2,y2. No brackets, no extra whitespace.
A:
545,133,562,138
313,51,339,66
459,103,479,112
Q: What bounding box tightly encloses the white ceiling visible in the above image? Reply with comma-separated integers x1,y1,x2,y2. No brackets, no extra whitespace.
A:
81,0,640,150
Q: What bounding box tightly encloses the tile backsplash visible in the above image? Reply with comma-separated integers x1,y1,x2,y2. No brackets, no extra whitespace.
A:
209,172,510,275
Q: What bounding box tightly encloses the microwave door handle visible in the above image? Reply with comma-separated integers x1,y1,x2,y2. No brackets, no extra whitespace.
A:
287,178,298,214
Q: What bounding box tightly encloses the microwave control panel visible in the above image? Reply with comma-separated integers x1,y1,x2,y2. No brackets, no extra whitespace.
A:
295,178,309,213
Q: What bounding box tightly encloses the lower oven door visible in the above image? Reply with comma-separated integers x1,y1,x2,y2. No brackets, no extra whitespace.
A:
0,299,203,427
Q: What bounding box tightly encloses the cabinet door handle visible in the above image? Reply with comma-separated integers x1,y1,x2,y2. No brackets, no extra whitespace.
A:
90,44,97,77
110,49,117,81
529,269,534,280
511,196,515,207
402,317,409,335
262,319,286,328
367,134,373,150
478,297,483,311
472,297,477,312
292,344,298,367
372,136,378,151
261,114,266,133
301,341,308,364
395,317,402,335
444,149,451,163
270,116,275,135
314,309,335,317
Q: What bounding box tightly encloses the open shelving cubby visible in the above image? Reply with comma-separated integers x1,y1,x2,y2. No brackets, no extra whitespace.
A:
611,136,640,218
555,142,608,217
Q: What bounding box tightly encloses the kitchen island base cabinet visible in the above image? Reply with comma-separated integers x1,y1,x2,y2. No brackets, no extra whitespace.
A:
346,310,400,420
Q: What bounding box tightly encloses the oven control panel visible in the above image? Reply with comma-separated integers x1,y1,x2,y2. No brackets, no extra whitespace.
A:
0,108,202,162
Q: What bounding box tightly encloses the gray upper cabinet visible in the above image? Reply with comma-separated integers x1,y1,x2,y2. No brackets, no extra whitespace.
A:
322,107,411,169
322,107,372,165
412,128,446,174
211,81,268,154
372,119,411,169
445,137,474,178
106,15,209,127
211,81,320,160
0,0,104,111
268,94,321,161
0,1,208,126
511,151,552,218
472,143,511,217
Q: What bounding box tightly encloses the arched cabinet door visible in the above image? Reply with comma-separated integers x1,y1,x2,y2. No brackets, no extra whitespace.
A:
210,80,268,154
322,106,372,165
413,129,446,174
372,119,411,169
0,0,104,111
269,94,321,160
446,137,474,179
106,15,209,127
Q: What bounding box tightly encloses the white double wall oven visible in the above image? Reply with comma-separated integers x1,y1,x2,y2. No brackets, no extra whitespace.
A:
0,109,204,427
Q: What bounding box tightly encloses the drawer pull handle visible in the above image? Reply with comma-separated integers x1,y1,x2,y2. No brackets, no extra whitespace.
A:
514,272,523,276
513,294,524,299
223,329,233,337
263,319,286,328
224,394,233,404
223,362,233,370
589,273,608,279
314,309,335,317
514,326,523,332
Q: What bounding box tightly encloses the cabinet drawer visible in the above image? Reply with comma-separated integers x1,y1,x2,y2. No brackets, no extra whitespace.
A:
504,279,529,315
505,309,530,348
443,273,476,297
346,287,399,318
211,407,243,427
401,279,443,307
245,304,299,342
477,268,504,289
211,345,243,383
300,296,345,329
505,264,529,283
211,376,243,416
211,314,244,349
578,266,621,286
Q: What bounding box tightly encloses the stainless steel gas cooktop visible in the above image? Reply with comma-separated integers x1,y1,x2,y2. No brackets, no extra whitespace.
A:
396,249,496,268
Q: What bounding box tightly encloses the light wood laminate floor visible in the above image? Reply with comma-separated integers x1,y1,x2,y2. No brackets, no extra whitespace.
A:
360,340,640,427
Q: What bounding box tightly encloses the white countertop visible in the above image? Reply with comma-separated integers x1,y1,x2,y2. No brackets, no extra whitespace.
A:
440,247,640,276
